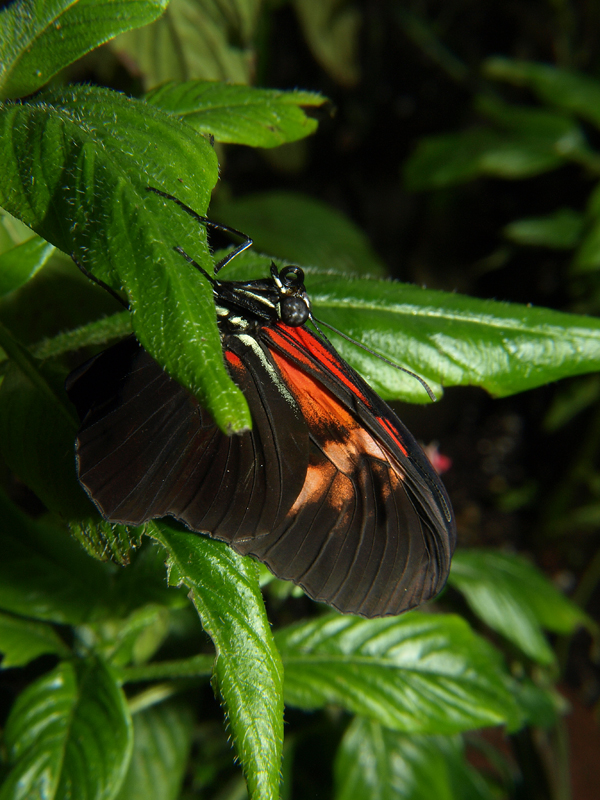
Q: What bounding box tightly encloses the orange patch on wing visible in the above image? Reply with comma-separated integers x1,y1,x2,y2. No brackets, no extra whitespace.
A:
270,347,396,477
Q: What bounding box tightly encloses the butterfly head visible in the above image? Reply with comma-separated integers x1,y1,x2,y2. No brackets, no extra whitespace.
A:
272,263,311,327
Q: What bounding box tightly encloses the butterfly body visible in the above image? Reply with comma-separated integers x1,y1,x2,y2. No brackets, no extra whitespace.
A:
67,264,455,617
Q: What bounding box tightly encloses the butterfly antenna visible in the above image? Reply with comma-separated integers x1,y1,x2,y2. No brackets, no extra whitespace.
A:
310,314,438,402
147,187,253,273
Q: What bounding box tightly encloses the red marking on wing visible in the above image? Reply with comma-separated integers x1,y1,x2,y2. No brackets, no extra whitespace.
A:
225,351,243,368
266,324,370,405
378,416,409,458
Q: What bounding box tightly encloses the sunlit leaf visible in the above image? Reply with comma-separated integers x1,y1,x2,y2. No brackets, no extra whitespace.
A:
151,522,284,800
277,613,519,733
0,0,169,99
0,84,251,432
147,81,326,147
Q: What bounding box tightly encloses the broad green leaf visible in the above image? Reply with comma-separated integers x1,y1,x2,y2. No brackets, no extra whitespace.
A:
85,603,171,668
335,719,496,800
1,657,133,800
484,57,600,130
215,192,386,275
146,82,325,147
112,0,261,87
151,522,284,800
115,701,194,800
0,85,251,432
292,0,360,86
0,0,169,100
0,235,54,296
0,610,70,668
277,613,519,734
219,251,600,402
0,490,114,625
405,128,564,190
449,550,588,664
503,208,584,249
405,96,589,190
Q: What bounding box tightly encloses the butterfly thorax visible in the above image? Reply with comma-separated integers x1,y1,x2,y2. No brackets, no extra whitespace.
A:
213,264,311,336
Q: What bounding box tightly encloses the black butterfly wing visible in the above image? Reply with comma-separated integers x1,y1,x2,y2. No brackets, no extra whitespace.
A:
66,336,309,540
67,325,455,618
239,322,456,617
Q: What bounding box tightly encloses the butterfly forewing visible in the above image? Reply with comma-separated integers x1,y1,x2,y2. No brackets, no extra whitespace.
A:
67,266,455,618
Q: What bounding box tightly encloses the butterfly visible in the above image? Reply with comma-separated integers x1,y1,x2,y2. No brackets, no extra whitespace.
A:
66,190,456,618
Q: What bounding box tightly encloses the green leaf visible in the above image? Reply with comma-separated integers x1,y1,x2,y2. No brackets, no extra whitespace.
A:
221,251,600,402
503,208,584,249
292,0,360,86
0,490,114,625
405,95,590,190
484,57,600,131
0,610,70,668
335,719,496,800
404,128,564,190
0,85,251,432
0,235,55,296
277,613,519,734
115,701,194,800
151,522,284,800
0,0,170,100
215,192,386,275
112,0,261,87
1,657,133,800
449,550,588,664
146,82,326,147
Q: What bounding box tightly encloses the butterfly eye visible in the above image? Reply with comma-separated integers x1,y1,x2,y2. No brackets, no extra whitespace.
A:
281,295,309,326
280,266,305,288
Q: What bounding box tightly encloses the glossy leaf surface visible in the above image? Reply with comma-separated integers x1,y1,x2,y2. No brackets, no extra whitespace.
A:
0,657,133,800
152,522,284,800
277,613,519,733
